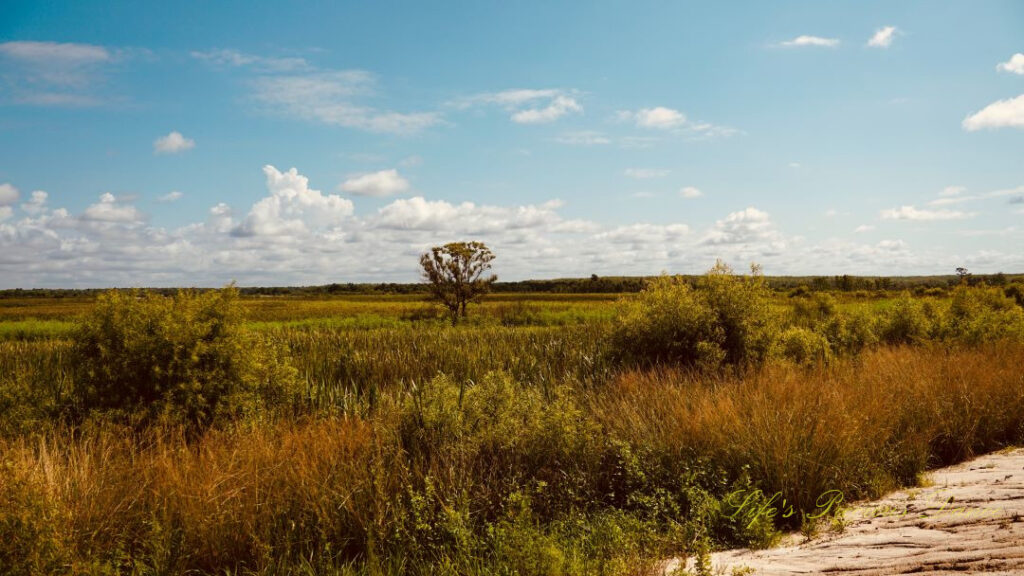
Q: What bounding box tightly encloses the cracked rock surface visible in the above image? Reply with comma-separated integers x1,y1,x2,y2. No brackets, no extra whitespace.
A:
664,448,1024,575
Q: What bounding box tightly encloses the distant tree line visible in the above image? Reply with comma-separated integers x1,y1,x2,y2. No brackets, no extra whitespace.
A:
2,272,1021,299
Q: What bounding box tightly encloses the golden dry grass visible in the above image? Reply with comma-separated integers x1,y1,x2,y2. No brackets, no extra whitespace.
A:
3,344,1022,574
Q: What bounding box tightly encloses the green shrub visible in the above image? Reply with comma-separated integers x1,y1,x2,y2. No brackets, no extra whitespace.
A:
70,287,297,426
879,292,931,345
610,275,723,369
941,284,1024,344
787,285,811,298
610,261,775,369
1005,283,1024,307
698,262,776,367
790,293,839,329
820,308,877,355
777,327,831,365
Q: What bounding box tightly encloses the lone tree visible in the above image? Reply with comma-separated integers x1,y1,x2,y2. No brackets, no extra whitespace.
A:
956,267,971,285
420,241,497,325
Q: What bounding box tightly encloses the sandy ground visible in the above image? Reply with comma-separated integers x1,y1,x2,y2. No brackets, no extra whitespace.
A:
664,447,1024,575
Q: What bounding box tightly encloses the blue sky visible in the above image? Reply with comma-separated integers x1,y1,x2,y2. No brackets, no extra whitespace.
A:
1,0,1022,287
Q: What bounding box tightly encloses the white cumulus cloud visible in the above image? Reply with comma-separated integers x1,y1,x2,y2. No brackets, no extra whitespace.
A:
82,193,145,223
625,106,686,129
153,131,195,154
233,165,354,237
5,166,1022,288
962,94,1024,131
679,186,703,198
0,183,19,205
997,53,1024,75
867,26,898,48
702,207,784,251
339,169,410,197
21,190,48,215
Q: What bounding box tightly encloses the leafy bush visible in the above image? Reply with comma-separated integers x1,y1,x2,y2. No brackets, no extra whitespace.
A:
819,308,877,355
790,294,876,356
941,284,1024,344
878,292,932,345
1005,283,1024,307
610,275,724,369
790,293,839,329
777,327,831,365
698,261,776,367
70,287,297,426
611,261,775,369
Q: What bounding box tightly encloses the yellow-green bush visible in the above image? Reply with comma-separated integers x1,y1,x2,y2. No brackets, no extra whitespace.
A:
610,262,775,369
878,292,933,345
941,284,1024,344
777,326,832,365
790,294,877,356
70,287,297,426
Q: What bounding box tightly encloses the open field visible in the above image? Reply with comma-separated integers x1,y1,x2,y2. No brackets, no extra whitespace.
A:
2,275,1024,575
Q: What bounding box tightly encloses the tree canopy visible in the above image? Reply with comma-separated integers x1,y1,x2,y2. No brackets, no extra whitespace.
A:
420,241,497,324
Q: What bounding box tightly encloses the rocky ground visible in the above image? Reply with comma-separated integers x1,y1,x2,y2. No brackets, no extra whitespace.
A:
665,447,1024,575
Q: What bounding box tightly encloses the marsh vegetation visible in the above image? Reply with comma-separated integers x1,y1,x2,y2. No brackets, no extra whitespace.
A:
2,263,1023,575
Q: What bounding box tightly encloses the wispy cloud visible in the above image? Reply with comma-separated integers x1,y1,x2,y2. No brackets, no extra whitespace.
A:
679,186,703,199
928,185,1024,207
553,131,611,146
194,50,441,135
190,48,311,73
779,35,840,48
455,89,583,124
251,71,441,134
615,106,739,139
624,168,670,179
157,191,184,203
0,40,127,106
880,205,973,221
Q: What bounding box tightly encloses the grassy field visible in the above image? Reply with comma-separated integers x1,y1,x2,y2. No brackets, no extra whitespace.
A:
1,275,1023,575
